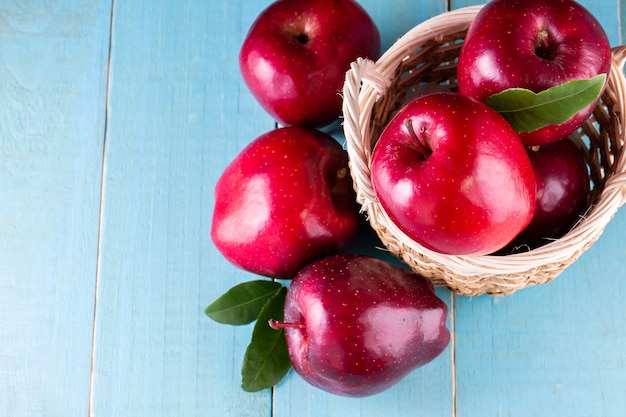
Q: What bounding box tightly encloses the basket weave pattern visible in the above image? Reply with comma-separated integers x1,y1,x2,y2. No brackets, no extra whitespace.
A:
342,6,626,296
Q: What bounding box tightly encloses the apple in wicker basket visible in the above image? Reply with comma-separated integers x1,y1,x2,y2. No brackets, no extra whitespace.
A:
498,137,591,253
211,126,361,279
370,92,536,256
270,254,450,397
457,0,612,146
239,0,380,128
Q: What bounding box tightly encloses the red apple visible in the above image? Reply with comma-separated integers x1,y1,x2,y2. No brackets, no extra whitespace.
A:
270,254,450,397
239,0,380,128
211,126,360,278
457,0,611,146
370,92,536,256
500,137,590,253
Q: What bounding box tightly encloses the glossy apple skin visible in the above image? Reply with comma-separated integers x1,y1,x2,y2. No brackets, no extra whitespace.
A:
281,254,449,397
457,0,611,146
500,138,590,253
211,127,360,279
371,92,536,256
239,0,380,128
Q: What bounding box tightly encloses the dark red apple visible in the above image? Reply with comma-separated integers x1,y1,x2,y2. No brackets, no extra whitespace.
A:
500,137,590,253
270,254,450,397
457,0,611,146
370,92,536,256
211,126,360,278
239,0,380,128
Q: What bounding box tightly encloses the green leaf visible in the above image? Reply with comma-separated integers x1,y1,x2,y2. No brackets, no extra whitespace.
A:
241,286,292,392
485,74,606,133
205,280,283,325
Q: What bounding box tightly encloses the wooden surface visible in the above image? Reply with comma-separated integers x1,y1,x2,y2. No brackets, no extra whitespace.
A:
1,0,624,416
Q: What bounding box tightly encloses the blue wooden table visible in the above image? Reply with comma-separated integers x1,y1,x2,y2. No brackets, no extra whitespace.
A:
2,1,625,416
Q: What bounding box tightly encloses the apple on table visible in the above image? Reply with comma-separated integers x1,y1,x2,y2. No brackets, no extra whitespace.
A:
270,254,450,397
239,0,381,128
211,126,361,279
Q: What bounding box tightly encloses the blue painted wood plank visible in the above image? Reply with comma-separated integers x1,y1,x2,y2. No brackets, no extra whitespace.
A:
362,0,447,51
449,2,626,416
90,1,276,416
454,212,626,417
621,1,626,44
0,1,111,416
269,1,456,415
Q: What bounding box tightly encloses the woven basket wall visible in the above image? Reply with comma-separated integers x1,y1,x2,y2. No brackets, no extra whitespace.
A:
342,6,626,296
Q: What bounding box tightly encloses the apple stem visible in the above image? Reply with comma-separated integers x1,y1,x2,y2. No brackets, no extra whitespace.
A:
296,33,309,45
404,118,431,160
535,29,554,60
268,319,305,330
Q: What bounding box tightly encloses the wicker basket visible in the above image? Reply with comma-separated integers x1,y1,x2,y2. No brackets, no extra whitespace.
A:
342,6,626,296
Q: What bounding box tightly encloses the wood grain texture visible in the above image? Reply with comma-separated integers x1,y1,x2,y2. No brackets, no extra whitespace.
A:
454,212,626,417
90,1,275,416
448,1,626,415
2,0,623,416
622,3,626,44
0,1,111,416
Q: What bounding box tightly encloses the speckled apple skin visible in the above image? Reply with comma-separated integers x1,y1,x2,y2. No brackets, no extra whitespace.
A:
211,127,360,278
283,254,450,397
239,0,380,128
371,92,536,256
457,0,611,146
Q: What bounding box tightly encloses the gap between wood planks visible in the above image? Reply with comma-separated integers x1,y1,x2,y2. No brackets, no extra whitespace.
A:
450,292,457,417
88,0,116,416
